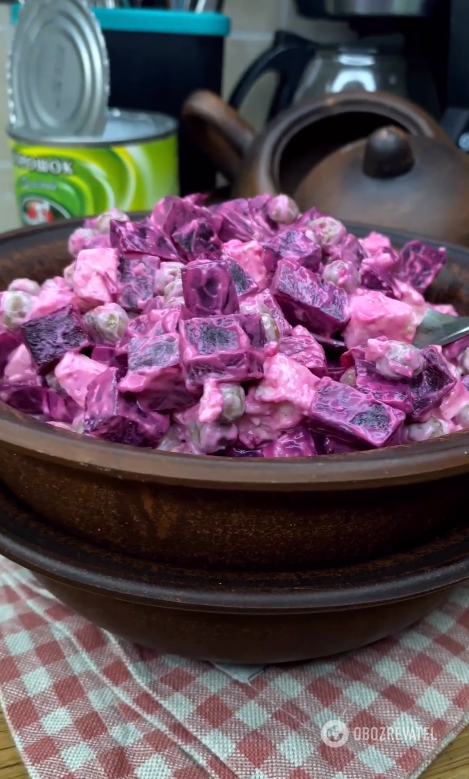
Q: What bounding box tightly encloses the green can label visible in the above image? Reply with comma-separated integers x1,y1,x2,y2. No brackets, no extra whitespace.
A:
10,134,179,226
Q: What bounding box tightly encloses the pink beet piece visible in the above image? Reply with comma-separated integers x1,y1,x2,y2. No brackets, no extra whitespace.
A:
21,305,91,373
262,426,317,457
263,230,322,275
73,248,118,308
271,259,350,337
308,376,405,448
182,259,239,318
279,325,327,377
180,314,257,389
55,353,108,408
84,367,169,447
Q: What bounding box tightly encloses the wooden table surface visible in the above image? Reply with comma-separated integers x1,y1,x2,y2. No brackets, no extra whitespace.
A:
1,707,469,778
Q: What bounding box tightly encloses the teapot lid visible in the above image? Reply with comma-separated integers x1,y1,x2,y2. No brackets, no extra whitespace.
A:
295,126,469,246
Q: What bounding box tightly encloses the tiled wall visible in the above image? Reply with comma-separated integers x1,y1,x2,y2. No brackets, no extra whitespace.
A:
223,0,354,130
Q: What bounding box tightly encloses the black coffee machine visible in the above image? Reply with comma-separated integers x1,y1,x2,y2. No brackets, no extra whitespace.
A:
229,0,468,151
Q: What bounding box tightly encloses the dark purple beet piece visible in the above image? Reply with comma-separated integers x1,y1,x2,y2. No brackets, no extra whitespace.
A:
226,259,258,299
84,367,169,447
0,331,20,376
271,259,350,337
153,196,222,241
397,240,446,293
312,432,358,455
225,445,264,458
91,345,117,365
279,327,327,377
355,359,413,415
215,198,274,243
308,377,405,448
0,383,78,422
119,333,183,396
327,234,366,267
21,305,91,373
116,257,155,313
263,230,322,275
173,219,221,262
180,315,258,388
237,313,267,349
360,260,402,300
181,259,239,318
263,426,317,458
110,219,160,257
409,345,456,422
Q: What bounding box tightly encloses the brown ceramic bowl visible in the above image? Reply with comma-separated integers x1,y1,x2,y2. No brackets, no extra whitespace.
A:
0,220,468,574
1,483,469,663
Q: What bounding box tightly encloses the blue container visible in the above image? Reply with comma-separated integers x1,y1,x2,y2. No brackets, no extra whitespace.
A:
11,7,231,195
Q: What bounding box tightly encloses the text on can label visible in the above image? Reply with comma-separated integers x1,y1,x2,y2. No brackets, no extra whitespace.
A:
13,153,74,176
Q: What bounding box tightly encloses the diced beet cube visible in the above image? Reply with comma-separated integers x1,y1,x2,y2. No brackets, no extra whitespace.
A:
91,345,117,365
279,325,327,377
226,259,258,299
215,198,274,243
397,240,446,293
263,230,322,275
271,259,350,337
237,313,267,349
308,377,405,448
116,257,156,313
181,259,239,318
84,367,169,447
173,219,221,262
293,206,324,231
262,426,317,458
409,346,457,422
126,307,181,341
180,315,256,388
110,219,160,257
0,331,20,375
355,359,413,415
119,333,182,394
137,381,199,413
21,305,91,373
360,255,402,299
327,234,366,267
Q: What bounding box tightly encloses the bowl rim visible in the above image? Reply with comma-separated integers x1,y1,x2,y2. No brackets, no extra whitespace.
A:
2,484,469,612
1,218,469,491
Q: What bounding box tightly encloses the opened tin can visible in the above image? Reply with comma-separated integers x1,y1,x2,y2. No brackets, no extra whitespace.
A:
8,109,179,226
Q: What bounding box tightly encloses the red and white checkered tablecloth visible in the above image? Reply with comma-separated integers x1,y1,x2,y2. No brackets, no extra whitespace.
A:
2,556,469,779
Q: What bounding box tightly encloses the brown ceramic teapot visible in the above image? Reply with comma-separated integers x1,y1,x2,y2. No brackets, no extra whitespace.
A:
183,89,469,245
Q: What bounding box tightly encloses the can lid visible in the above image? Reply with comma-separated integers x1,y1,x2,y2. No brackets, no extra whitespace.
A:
8,0,109,137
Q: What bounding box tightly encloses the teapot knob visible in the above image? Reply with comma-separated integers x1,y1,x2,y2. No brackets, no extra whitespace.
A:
363,126,415,179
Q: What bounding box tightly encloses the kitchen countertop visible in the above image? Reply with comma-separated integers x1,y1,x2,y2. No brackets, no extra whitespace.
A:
2,706,469,778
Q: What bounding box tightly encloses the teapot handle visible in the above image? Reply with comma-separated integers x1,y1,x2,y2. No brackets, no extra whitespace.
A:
229,31,316,121
182,90,256,182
